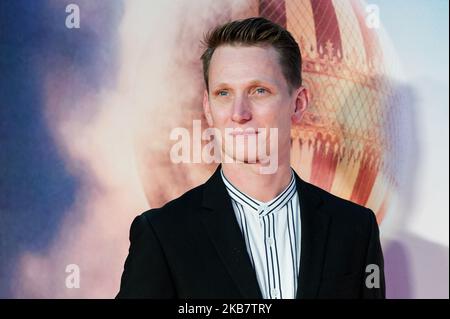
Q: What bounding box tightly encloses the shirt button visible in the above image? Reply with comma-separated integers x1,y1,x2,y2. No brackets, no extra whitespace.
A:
267,237,274,247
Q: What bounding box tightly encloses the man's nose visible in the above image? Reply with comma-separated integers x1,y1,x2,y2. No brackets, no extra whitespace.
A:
231,95,252,123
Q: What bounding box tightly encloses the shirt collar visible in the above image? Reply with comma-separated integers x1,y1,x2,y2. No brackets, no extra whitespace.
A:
220,168,297,217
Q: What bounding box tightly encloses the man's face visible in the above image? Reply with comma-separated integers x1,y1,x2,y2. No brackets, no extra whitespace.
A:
203,45,308,171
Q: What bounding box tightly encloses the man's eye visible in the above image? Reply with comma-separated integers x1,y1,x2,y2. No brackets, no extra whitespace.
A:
255,87,267,94
217,90,229,96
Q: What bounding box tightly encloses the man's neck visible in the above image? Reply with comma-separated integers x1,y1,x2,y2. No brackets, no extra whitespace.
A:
221,161,293,203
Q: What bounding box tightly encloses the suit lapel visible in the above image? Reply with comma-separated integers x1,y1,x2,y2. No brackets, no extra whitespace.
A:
294,173,330,298
200,165,262,299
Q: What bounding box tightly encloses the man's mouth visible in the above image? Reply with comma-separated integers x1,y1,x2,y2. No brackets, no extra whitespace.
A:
228,128,260,136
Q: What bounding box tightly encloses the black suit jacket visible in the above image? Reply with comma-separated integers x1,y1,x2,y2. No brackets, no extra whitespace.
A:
117,165,385,299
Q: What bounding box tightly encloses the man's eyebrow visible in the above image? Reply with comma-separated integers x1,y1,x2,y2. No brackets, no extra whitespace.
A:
212,79,276,89
211,82,230,89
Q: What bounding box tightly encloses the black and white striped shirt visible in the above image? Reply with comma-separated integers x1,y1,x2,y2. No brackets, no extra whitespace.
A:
221,169,301,299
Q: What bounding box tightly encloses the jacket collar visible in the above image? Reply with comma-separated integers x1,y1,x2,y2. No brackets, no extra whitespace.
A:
220,167,297,218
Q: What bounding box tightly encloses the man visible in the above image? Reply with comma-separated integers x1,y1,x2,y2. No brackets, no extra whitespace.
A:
117,17,385,299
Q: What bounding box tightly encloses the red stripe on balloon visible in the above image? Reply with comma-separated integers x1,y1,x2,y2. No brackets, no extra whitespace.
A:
259,0,287,28
349,0,382,66
310,133,339,191
310,0,343,60
350,147,379,206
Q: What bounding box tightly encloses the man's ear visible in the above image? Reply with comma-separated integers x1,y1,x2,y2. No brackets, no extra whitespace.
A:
291,86,309,125
203,89,214,127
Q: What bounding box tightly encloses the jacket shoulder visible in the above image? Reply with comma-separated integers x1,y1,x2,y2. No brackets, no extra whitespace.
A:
139,182,205,227
303,180,376,229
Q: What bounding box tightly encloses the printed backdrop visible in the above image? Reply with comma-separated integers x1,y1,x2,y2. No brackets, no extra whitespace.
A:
0,0,448,298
